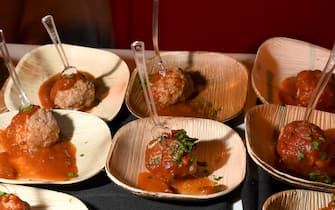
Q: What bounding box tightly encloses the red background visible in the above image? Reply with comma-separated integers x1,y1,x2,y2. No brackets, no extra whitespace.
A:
0,0,335,53
111,0,335,53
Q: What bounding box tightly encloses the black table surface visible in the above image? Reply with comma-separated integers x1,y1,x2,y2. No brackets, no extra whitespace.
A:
29,103,296,210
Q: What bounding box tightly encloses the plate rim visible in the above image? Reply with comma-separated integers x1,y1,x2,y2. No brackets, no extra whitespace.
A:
105,116,246,201
125,51,249,122
4,43,130,121
0,109,112,185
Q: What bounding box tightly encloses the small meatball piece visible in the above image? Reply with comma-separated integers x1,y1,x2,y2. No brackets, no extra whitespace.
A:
150,67,194,107
6,105,60,152
0,193,31,210
296,70,335,112
51,73,95,110
145,129,198,183
276,121,335,177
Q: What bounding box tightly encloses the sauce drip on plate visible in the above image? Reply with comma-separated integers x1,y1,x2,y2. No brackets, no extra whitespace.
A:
138,129,227,195
0,130,77,181
0,106,77,181
39,70,101,111
279,70,335,113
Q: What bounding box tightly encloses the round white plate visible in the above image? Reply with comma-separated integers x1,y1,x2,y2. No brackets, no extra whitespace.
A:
0,183,88,209
0,109,112,184
4,44,130,121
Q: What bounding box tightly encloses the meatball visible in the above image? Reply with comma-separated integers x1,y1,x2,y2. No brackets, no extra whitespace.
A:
150,67,194,107
50,73,95,110
296,70,335,112
6,105,60,152
145,129,198,183
276,120,335,177
0,193,31,210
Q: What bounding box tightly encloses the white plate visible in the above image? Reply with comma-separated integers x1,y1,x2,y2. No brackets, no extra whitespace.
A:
245,104,335,191
0,109,112,184
0,184,88,209
126,51,249,122
262,189,332,210
105,117,246,200
251,37,329,104
4,44,130,121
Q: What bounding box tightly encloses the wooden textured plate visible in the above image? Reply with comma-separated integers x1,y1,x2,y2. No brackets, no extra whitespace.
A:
0,183,88,209
126,51,249,122
262,189,332,210
0,109,112,184
251,37,330,104
245,104,335,191
4,44,130,121
105,116,246,200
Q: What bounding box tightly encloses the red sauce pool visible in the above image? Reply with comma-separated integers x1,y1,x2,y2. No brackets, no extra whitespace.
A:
138,139,228,195
278,76,298,105
38,71,99,110
138,172,226,195
0,107,78,181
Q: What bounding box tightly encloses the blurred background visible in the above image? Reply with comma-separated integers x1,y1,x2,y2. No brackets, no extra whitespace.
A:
0,0,335,53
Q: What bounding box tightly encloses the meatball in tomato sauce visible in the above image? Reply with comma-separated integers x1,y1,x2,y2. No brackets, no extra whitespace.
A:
5,105,60,152
150,67,194,108
50,72,95,110
145,129,198,183
296,70,335,112
276,120,335,177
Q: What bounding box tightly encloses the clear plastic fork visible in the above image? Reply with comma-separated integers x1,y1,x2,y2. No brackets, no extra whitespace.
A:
42,15,77,76
304,42,335,121
152,0,166,76
131,41,170,137
0,29,31,108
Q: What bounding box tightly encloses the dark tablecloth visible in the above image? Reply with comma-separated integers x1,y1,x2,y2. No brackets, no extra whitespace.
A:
241,156,294,210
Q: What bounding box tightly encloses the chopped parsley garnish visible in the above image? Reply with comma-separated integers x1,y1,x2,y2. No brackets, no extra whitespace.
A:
214,186,225,192
170,130,198,163
212,175,223,185
172,149,184,163
319,136,326,141
297,151,304,160
213,176,223,181
66,172,78,177
303,133,312,139
149,154,162,166
311,141,319,150
175,130,187,140
19,104,33,111
148,135,166,149
308,172,332,184
0,191,9,197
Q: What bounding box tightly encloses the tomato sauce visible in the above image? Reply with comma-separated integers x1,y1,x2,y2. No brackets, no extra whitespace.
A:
279,70,335,112
0,130,77,181
278,76,298,105
138,130,227,195
138,172,226,195
138,172,172,193
156,102,207,118
38,71,97,110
